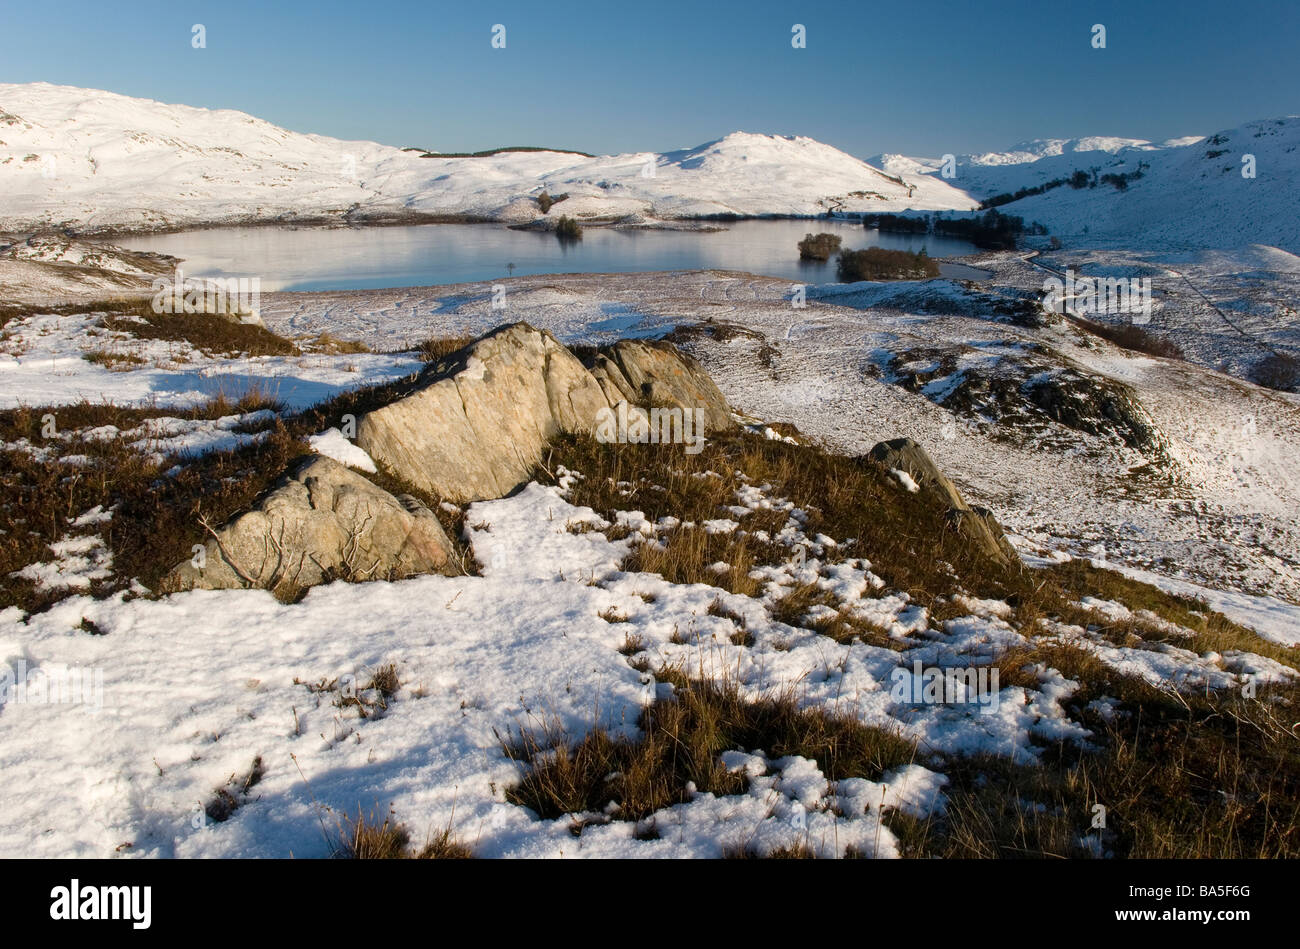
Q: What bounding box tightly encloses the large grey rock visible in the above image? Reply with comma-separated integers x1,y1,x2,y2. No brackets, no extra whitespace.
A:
164,455,459,594
867,437,1018,567
356,323,734,503
586,338,733,434
356,323,611,503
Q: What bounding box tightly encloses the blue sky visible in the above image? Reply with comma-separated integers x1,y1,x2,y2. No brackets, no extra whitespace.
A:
2,0,1296,158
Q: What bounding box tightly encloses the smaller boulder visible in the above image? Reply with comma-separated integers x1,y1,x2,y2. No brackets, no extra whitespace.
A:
164,455,460,595
867,437,1018,567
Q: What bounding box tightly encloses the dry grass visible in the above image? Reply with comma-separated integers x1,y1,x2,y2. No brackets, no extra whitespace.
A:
1074,315,1184,360
723,842,818,859
0,405,311,613
411,333,476,364
525,427,1300,857
902,669,1300,858
541,430,1283,663
542,430,992,605
365,662,402,702
296,662,404,718
4,296,295,357
339,808,475,859
340,809,412,858
622,528,762,597
0,357,485,614
203,756,265,824
618,631,647,655
71,297,300,357
1036,559,1298,673
302,331,372,355
83,348,148,370
501,670,917,824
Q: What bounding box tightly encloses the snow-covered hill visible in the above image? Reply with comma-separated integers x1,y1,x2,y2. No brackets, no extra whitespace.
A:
876,119,1300,252
0,83,976,234
872,137,1158,196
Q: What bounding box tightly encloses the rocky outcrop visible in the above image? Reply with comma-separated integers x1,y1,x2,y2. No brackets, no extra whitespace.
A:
168,322,734,592
357,323,734,503
585,338,733,433
867,437,1019,567
164,455,459,594
355,323,612,503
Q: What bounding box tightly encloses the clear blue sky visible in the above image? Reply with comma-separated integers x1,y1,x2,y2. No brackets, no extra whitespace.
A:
2,0,1296,158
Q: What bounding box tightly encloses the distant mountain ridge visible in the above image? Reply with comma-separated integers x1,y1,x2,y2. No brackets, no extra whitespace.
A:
0,83,975,234
872,117,1300,252
2,83,1294,252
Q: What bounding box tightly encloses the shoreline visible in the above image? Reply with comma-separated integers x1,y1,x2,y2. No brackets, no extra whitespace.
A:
2,209,913,243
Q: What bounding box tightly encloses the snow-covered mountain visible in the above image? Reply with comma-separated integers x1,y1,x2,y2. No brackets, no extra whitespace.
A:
969,135,1158,165
876,119,1300,252
0,83,976,234
874,136,1168,195
872,137,1157,195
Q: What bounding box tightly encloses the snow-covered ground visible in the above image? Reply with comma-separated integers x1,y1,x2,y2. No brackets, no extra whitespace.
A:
0,83,976,235
0,305,422,411
5,457,1292,858
3,263,1298,858
7,261,1295,605
252,269,1300,606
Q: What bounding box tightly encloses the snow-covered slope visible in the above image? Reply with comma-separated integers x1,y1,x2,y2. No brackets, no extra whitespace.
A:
872,136,1157,196
969,135,1158,166
876,119,1300,252
0,83,976,233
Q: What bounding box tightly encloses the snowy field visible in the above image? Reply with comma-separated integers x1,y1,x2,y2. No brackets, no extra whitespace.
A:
5,454,1294,858
3,266,1298,857
244,267,1300,606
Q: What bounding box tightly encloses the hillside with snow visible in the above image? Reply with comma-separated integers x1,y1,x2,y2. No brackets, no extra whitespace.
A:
876,119,1300,252
3,272,1299,860
0,83,975,234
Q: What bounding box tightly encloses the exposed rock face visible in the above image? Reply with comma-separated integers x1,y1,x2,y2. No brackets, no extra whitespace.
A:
878,344,1166,460
357,323,734,503
165,455,459,594
867,437,1019,567
356,323,611,503
586,339,733,434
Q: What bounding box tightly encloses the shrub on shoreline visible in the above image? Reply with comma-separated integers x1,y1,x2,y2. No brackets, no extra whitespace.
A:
836,246,939,281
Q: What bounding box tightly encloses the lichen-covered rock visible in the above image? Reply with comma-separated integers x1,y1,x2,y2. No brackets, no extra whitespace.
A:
164,455,459,593
867,437,1018,566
